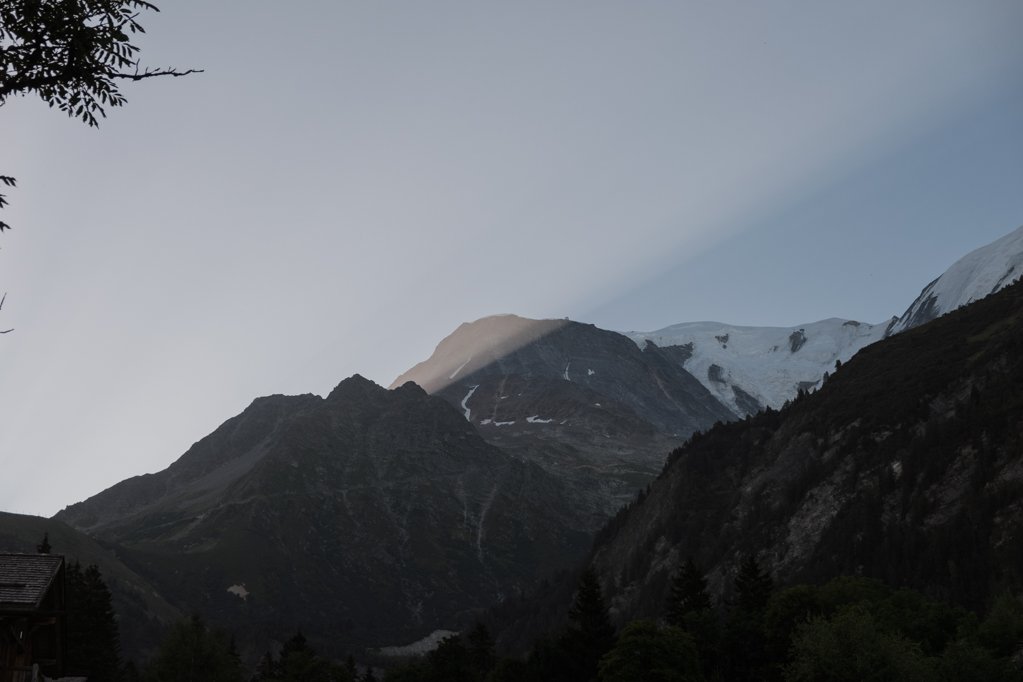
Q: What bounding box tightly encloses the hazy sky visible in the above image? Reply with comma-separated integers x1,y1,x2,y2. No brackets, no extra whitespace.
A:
2,1,1021,516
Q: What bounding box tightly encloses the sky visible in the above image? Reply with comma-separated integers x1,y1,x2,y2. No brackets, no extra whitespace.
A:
1,1,1022,517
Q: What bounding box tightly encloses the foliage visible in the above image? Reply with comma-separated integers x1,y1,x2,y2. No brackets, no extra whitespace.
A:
145,614,244,682
465,623,496,680
381,626,496,682
368,574,1019,682
785,605,938,681
252,630,354,682
0,0,198,230
563,568,617,681
0,175,13,231
664,558,719,674
0,0,198,124
734,554,773,613
597,620,703,682
65,561,122,682
722,555,774,680
665,558,712,627
977,593,1023,659
568,568,615,646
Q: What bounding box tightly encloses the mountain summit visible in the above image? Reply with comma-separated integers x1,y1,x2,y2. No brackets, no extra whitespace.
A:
392,315,734,525
889,223,1023,334
57,376,589,657
624,224,1023,414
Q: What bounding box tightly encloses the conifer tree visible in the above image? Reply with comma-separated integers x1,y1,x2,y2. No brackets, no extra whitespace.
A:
564,568,616,682
665,558,720,675
724,555,774,681
734,554,773,613
36,532,51,554
466,622,496,680
146,614,243,682
65,561,122,682
666,558,712,627
597,620,703,682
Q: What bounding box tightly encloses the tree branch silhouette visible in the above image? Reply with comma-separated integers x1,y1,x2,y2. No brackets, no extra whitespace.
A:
0,0,201,230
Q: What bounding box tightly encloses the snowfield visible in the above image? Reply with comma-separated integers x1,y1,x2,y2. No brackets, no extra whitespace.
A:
626,318,889,416
624,225,1023,416
889,224,1023,334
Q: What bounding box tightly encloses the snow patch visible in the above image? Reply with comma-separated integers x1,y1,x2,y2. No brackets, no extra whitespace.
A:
377,630,460,657
449,357,472,380
587,368,596,376
890,224,1023,333
493,420,515,426
563,363,571,381
227,584,249,600
460,385,479,421
625,318,888,416
526,415,554,424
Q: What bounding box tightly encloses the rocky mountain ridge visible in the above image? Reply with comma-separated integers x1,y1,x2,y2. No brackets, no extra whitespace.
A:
586,278,1023,628
889,223,1023,334
56,376,590,659
622,224,1023,415
392,316,734,524
28,222,1023,665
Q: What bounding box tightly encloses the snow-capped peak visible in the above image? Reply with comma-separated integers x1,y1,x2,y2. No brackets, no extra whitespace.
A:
889,224,1023,335
625,318,888,416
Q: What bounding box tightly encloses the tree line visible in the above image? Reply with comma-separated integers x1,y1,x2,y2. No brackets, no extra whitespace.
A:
379,556,1023,681
56,537,1023,681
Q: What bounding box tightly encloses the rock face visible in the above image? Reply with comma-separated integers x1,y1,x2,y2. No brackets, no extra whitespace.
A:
392,315,735,526
587,279,1023,624
57,376,590,658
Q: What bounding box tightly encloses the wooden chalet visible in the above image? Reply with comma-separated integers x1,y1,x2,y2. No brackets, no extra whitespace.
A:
0,554,65,682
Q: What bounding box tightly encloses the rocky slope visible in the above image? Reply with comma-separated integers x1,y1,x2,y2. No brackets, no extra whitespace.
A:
392,315,735,525
57,376,590,658
586,278,1023,625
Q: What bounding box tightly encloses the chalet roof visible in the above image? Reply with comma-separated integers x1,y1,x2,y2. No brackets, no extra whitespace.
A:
0,553,63,610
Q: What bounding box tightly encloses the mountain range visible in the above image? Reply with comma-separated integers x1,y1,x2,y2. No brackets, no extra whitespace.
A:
584,265,1023,634
625,224,1023,416
2,222,1021,663
53,377,590,659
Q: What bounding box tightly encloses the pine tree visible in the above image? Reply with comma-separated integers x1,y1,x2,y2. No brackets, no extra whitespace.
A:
563,568,616,681
665,558,712,627
466,622,496,680
65,562,122,682
725,555,774,681
666,558,720,675
734,554,772,613
147,614,243,682
36,532,51,554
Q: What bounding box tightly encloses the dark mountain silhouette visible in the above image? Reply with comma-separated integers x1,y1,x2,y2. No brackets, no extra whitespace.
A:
56,376,590,659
